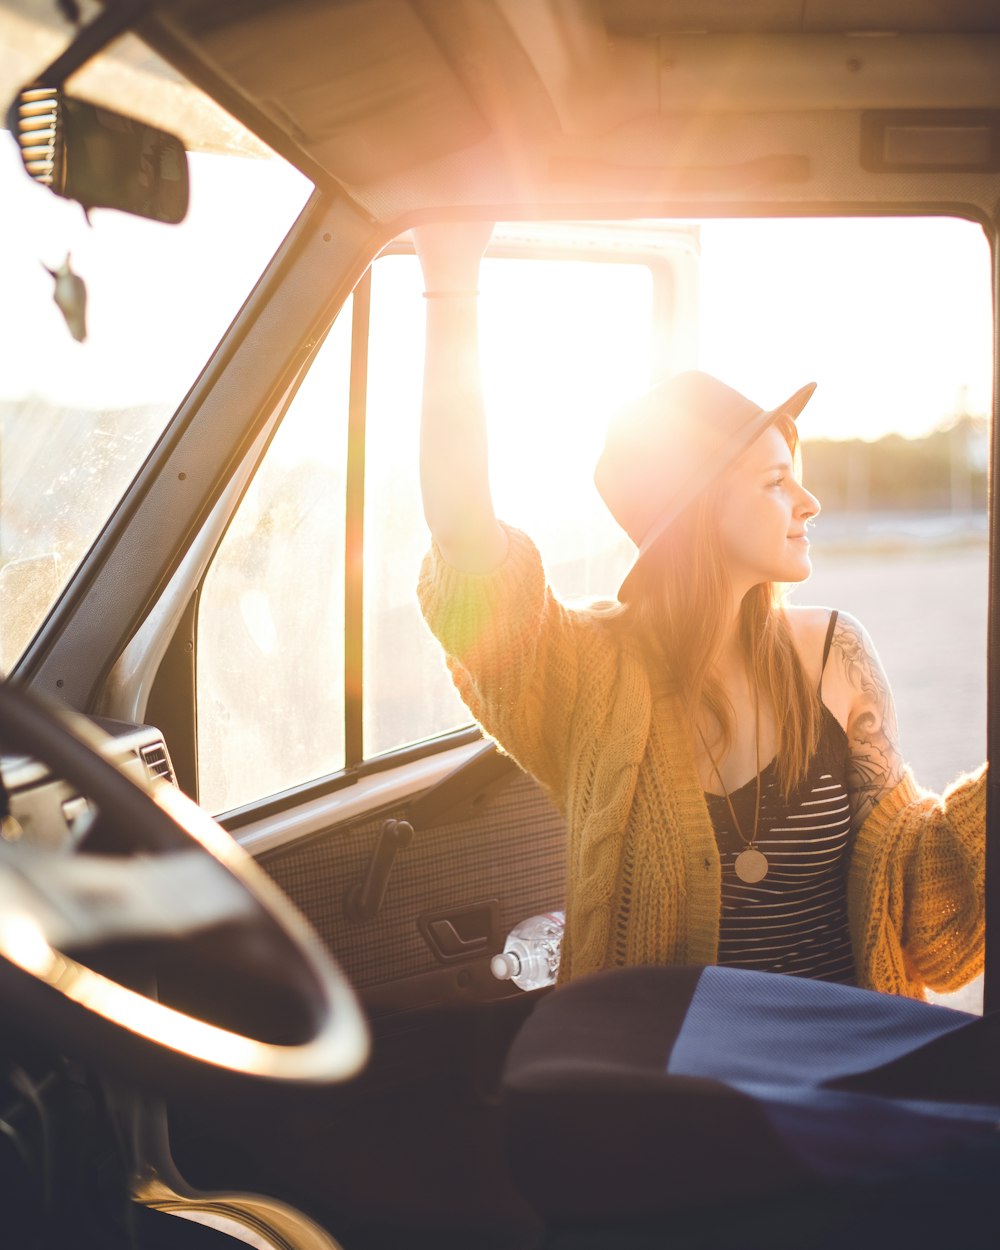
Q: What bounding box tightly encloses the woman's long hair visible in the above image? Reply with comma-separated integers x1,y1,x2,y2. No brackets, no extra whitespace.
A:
609,414,820,798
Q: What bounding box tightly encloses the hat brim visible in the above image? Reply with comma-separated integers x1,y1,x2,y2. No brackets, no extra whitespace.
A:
616,381,816,603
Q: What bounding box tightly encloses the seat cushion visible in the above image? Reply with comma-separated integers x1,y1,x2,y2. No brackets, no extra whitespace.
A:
501,965,999,1224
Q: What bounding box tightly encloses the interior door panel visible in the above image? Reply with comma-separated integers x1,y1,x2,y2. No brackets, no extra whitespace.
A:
257,750,567,1012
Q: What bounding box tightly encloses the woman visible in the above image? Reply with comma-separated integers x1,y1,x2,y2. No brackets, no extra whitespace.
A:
415,221,986,998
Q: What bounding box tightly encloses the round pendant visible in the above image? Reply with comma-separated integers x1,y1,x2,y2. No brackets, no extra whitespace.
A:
734,848,768,883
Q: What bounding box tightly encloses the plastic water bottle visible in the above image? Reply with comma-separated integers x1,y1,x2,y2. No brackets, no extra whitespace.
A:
490,910,564,990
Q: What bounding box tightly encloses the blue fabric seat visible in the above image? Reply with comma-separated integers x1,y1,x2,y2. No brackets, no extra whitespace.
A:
501,966,1000,1245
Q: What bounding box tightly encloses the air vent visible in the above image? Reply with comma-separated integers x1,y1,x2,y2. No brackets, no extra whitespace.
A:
139,741,175,785
9,86,60,189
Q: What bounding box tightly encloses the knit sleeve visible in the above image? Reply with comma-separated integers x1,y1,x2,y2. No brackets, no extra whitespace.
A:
417,524,593,797
848,764,987,996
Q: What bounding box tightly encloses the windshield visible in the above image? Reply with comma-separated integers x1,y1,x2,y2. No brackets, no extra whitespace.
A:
0,5,311,674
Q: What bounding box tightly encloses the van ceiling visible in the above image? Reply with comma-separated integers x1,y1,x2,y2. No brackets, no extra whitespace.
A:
147,0,1000,219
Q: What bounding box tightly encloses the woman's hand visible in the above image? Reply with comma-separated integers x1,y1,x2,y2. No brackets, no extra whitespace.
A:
412,221,494,293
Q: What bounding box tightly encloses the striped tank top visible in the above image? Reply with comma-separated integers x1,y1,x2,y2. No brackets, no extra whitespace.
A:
705,612,856,985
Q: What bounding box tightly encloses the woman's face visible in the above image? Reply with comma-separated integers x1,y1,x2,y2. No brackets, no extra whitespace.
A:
714,425,820,590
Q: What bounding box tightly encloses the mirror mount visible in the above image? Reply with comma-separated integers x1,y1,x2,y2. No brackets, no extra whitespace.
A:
36,0,159,89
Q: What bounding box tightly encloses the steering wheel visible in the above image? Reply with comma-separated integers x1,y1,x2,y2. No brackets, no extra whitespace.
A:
0,681,368,1089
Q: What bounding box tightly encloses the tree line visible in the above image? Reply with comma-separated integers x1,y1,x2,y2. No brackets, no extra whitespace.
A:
801,415,988,513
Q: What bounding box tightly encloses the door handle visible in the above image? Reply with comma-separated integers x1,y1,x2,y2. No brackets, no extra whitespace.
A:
427,919,487,958
419,900,500,963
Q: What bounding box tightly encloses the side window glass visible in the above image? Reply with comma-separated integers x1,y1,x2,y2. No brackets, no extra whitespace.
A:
362,251,653,758
196,305,351,813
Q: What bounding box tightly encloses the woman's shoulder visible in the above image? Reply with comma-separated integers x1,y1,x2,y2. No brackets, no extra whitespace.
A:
784,603,876,646
785,605,884,730
784,604,880,661
783,603,838,687
783,603,837,632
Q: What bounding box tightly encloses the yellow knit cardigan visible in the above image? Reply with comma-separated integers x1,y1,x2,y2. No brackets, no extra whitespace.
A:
418,526,986,999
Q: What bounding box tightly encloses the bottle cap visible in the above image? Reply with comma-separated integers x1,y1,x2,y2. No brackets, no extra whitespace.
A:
490,952,520,980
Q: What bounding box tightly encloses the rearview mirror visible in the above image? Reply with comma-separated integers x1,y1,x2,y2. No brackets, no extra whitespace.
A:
7,85,189,224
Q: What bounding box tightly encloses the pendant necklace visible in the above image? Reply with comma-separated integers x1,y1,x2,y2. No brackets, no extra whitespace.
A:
699,692,769,884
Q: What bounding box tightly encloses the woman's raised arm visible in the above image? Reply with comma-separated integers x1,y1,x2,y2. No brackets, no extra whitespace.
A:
414,222,508,573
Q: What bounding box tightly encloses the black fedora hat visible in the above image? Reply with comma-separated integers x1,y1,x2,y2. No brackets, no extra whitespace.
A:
594,371,816,602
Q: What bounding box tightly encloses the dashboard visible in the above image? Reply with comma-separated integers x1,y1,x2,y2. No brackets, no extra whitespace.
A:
0,719,176,851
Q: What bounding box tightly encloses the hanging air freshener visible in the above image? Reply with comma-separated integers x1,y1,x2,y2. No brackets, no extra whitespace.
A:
43,252,87,342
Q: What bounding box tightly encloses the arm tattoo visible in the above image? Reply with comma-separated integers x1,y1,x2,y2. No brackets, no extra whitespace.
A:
831,614,905,827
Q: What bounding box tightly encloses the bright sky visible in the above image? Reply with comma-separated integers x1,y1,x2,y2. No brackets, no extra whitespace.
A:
696,216,993,442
